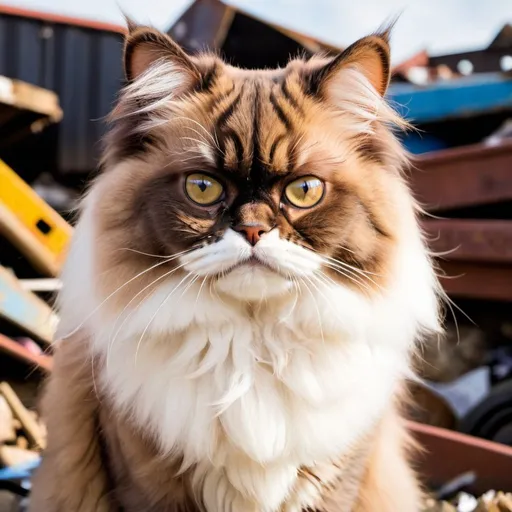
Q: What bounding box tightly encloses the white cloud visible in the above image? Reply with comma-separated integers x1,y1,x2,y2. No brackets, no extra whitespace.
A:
7,0,512,62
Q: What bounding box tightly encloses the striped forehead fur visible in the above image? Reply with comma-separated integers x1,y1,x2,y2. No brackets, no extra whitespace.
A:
104,48,409,174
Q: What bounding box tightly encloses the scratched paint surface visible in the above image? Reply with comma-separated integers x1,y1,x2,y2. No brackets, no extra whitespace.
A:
0,267,57,343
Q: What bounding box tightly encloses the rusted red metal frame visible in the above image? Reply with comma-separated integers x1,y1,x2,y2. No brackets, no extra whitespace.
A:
0,4,125,34
413,142,512,301
423,219,512,264
0,333,52,374
436,260,512,302
408,421,512,494
421,219,512,301
411,141,512,212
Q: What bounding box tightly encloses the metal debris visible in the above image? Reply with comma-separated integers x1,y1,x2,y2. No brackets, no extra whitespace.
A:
425,492,512,512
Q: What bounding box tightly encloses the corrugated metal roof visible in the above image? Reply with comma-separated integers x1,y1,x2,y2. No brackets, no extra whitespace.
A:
168,0,342,56
0,3,125,33
0,7,124,175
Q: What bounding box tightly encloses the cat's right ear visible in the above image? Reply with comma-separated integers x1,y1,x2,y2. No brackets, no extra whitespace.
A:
123,21,201,86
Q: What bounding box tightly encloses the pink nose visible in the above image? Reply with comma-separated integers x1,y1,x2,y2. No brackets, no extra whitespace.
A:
235,225,270,246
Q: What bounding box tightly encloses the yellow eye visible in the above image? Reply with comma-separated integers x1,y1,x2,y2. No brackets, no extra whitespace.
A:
185,173,224,205
284,176,324,208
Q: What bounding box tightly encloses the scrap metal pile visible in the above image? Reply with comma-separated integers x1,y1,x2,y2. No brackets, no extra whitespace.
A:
425,491,512,511
0,66,66,507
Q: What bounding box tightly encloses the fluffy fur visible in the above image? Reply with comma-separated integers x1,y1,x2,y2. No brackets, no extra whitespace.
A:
30,22,441,512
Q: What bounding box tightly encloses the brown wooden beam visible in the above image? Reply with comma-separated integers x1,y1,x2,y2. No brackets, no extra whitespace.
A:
412,141,512,212
423,219,512,264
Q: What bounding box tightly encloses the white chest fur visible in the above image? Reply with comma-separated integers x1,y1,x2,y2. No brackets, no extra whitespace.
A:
57,206,439,511
88,275,412,511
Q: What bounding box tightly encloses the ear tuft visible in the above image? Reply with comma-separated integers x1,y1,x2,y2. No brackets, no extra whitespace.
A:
374,16,399,45
307,30,392,97
124,14,138,35
123,24,200,84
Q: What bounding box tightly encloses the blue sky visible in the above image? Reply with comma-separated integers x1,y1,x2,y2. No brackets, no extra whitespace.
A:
7,0,512,63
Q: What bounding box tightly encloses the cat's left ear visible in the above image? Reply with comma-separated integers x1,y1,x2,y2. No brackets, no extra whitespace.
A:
123,22,201,85
307,30,391,97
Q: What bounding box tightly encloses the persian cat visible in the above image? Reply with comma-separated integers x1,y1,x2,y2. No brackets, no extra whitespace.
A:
30,21,441,512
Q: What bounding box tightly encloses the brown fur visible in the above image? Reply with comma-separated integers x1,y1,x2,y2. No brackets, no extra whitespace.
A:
29,338,114,512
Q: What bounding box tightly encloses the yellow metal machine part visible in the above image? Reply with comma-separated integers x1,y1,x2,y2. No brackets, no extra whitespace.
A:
0,159,73,276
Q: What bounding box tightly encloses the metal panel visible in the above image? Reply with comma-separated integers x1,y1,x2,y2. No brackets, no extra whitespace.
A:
411,140,512,212
0,11,124,176
420,218,512,301
409,420,512,495
429,48,512,74
437,260,512,302
424,219,512,264
168,0,230,51
17,19,44,84
60,27,92,171
389,72,512,125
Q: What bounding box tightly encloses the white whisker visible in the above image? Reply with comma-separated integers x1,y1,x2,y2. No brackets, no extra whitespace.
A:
299,277,325,345
116,247,191,259
194,276,209,311
321,253,381,278
279,274,299,323
61,252,191,339
309,272,346,323
173,116,222,152
322,264,373,294
134,272,195,364
107,261,190,369
323,260,382,291
181,137,215,152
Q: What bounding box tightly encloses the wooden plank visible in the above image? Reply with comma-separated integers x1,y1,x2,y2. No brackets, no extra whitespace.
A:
437,260,512,302
0,159,73,276
0,75,62,150
423,219,512,264
0,266,57,344
411,141,512,212
0,75,62,122
0,382,46,450
19,278,62,293
0,334,52,373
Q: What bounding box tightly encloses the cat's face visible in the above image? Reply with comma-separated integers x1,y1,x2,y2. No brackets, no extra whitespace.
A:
92,25,410,304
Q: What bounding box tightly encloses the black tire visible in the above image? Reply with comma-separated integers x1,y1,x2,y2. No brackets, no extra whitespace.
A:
461,378,512,446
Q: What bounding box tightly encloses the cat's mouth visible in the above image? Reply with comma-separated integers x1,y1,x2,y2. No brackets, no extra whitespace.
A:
245,256,267,268
214,253,292,300
220,255,281,278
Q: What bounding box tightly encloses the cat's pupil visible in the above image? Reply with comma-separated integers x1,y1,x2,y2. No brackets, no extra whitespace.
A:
302,181,309,196
198,180,207,193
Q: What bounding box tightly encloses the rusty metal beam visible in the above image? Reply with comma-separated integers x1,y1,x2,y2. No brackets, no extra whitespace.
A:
436,260,512,302
408,421,512,495
423,219,512,264
0,334,52,373
412,141,512,212
420,219,512,301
